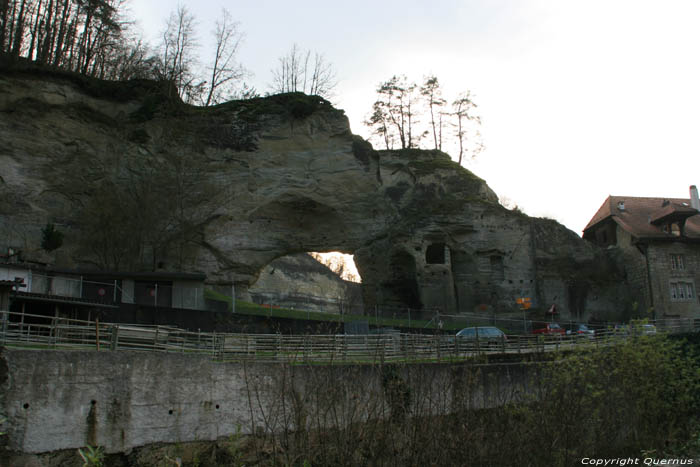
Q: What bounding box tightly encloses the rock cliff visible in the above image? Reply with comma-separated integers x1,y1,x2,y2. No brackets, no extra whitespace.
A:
0,66,628,319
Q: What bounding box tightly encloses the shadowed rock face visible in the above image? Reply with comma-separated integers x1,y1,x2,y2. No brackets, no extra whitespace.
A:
0,69,628,318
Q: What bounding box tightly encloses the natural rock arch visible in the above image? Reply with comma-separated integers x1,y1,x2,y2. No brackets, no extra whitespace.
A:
0,69,628,318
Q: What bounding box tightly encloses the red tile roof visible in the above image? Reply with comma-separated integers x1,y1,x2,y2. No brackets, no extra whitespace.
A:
584,195,700,240
649,202,698,225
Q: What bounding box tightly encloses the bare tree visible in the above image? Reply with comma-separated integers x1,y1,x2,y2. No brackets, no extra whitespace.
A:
9,0,28,57
270,43,337,98
366,75,420,150
420,75,446,150
49,138,231,271
366,75,483,162
99,35,156,81
0,2,252,104
365,100,395,150
0,0,9,52
157,4,201,102
306,50,335,97
452,91,482,165
1,0,135,79
202,8,245,106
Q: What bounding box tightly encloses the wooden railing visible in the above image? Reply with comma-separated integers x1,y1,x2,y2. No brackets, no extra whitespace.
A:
0,310,697,363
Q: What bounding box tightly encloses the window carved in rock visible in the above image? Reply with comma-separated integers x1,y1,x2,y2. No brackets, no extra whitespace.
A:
426,243,446,264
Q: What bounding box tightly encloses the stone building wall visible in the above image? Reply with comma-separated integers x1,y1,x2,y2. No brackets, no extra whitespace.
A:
592,224,700,320
646,242,700,318
612,227,653,317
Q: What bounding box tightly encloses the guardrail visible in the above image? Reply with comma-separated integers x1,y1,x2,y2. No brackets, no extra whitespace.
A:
0,310,697,363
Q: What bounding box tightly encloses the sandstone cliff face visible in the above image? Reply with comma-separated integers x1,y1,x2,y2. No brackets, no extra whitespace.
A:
0,68,628,319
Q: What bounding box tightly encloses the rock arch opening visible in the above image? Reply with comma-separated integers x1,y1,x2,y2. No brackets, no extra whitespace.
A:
248,252,363,315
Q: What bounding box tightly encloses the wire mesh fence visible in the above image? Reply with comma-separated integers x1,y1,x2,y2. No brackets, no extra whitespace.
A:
1,310,697,363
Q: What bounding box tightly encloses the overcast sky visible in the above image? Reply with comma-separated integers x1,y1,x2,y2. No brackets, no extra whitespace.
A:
129,0,700,237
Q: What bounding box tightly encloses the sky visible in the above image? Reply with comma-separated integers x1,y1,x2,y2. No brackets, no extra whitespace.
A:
128,0,700,238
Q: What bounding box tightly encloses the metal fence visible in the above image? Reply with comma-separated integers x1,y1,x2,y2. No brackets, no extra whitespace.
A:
1,310,697,363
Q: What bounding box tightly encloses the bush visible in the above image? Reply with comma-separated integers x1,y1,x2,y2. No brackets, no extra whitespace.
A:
40,223,64,252
238,335,699,466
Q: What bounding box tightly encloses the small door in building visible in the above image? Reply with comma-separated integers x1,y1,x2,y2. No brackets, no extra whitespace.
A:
134,281,172,308
82,277,121,305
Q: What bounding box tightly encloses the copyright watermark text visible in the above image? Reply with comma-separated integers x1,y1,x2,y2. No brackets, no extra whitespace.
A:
581,458,694,466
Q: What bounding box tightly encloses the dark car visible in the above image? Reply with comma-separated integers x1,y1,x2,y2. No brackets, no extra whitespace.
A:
566,323,595,339
532,322,565,335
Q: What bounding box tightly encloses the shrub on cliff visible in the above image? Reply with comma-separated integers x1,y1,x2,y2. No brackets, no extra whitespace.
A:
40,223,63,252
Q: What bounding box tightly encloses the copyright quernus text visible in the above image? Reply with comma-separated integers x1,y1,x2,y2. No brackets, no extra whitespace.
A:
581,458,694,466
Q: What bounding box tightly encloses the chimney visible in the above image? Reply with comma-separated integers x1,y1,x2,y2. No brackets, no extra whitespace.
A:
691,185,700,210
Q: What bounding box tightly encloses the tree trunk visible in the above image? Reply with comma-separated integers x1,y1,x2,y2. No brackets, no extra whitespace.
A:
0,0,10,53
38,0,54,64
84,20,103,75
51,0,70,66
430,100,438,150
64,17,76,69
457,115,464,165
6,0,17,55
27,0,42,61
78,4,93,73
10,0,27,58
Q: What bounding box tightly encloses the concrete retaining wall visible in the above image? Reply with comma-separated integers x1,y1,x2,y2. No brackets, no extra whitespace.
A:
0,348,535,455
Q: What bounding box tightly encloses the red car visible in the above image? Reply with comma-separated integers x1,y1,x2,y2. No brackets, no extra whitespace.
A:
532,322,566,335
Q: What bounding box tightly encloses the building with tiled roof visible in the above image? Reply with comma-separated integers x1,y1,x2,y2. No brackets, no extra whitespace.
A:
583,186,700,320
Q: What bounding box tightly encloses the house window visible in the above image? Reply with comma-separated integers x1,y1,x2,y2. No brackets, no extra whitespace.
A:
670,254,685,270
685,283,695,300
670,281,695,302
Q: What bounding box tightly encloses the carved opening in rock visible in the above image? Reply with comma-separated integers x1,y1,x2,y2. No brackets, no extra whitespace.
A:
568,282,589,319
451,250,478,312
426,243,447,264
490,256,505,282
383,250,422,310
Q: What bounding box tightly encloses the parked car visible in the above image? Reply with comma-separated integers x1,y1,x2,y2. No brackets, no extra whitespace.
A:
532,322,565,335
454,326,507,347
566,323,595,339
